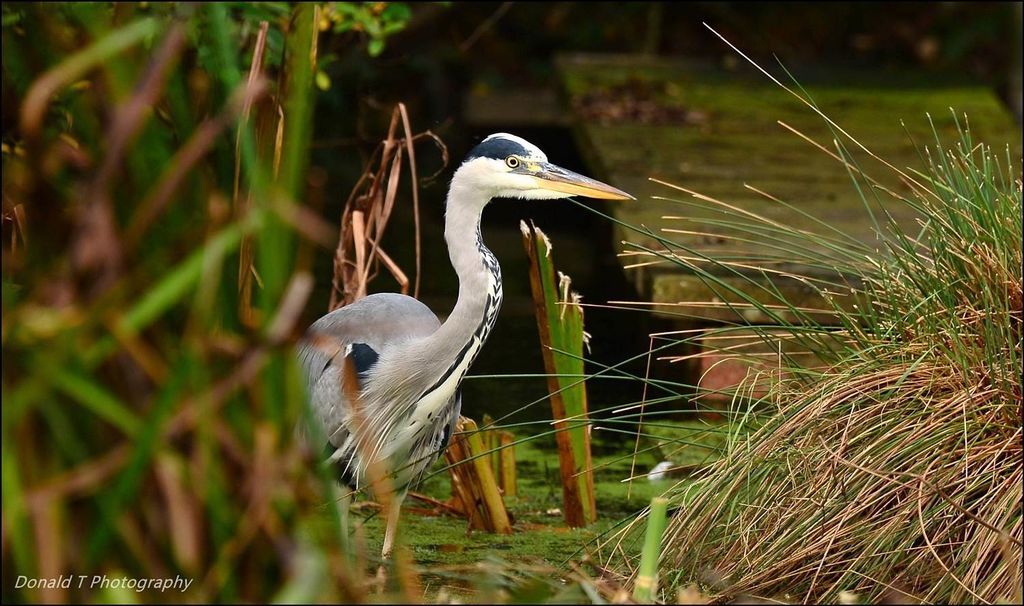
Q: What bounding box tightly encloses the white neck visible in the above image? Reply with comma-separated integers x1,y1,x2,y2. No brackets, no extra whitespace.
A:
360,166,504,466
424,174,503,381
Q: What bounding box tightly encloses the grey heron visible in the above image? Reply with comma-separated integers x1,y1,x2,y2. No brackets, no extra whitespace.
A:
297,133,633,558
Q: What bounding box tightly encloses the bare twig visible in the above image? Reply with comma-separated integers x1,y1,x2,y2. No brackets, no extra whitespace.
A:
459,2,514,53
329,105,446,310
236,20,270,327
397,103,422,298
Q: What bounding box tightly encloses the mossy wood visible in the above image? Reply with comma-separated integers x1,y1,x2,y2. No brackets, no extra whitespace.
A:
481,413,499,477
498,431,517,498
521,221,596,527
443,416,512,534
555,53,1023,324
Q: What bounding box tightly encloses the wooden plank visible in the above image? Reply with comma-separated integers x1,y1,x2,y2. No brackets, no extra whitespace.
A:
648,273,857,324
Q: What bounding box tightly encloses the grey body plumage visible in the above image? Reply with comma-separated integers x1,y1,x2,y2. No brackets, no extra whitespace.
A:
296,133,632,558
297,293,468,490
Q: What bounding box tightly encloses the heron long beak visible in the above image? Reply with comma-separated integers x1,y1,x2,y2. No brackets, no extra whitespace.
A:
530,162,635,200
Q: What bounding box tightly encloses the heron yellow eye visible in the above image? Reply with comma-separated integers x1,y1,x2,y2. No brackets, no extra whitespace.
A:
505,156,520,169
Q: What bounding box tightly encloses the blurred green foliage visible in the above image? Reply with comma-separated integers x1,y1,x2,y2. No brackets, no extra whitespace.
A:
324,2,412,57
1,3,343,602
313,2,417,90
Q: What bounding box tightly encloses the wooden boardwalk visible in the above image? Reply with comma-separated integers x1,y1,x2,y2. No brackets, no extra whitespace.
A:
555,53,1022,324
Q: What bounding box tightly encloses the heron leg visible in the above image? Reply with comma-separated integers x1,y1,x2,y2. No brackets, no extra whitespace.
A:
381,490,406,559
333,483,352,552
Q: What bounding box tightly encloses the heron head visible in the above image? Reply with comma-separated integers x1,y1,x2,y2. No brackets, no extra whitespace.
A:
456,133,634,201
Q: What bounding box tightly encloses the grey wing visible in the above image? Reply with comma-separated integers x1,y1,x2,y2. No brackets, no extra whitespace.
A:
295,293,441,482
